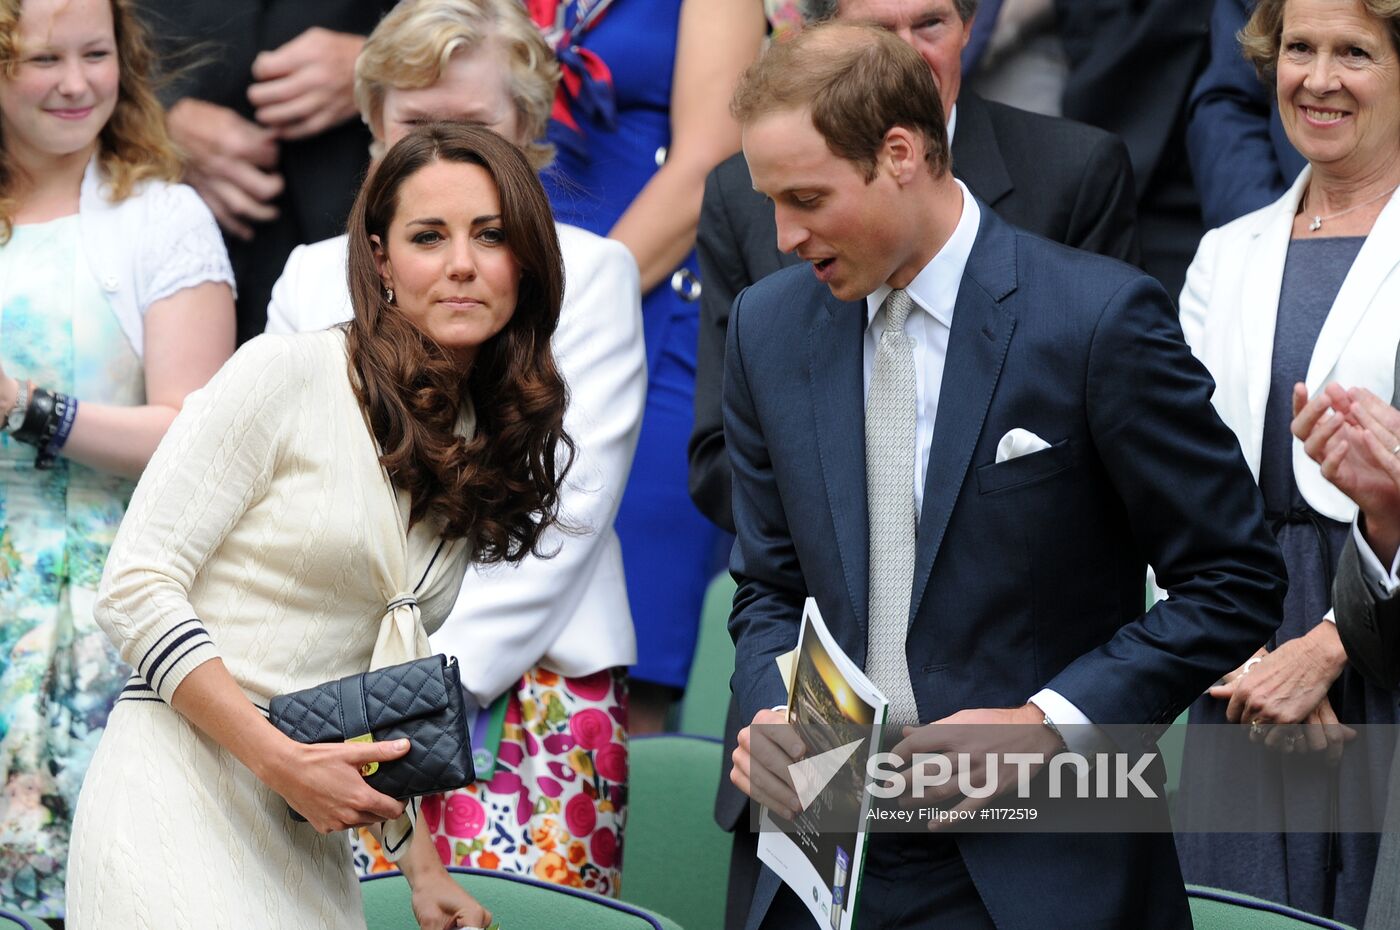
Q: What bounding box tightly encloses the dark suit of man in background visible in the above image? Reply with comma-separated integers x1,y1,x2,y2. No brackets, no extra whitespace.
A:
1055,0,1213,299
142,0,395,343
1185,0,1306,229
724,22,1285,929
689,3,1138,926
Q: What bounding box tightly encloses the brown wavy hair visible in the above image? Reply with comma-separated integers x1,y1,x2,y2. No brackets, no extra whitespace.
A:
0,0,182,242
345,122,573,562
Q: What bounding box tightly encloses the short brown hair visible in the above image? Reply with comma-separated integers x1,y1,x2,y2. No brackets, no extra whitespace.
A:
731,22,949,180
0,0,181,242
345,122,573,562
1241,0,1400,81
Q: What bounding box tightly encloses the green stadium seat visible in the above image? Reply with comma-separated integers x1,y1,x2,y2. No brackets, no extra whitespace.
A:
0,911,53,930
620,735,731,930
360,866,685,929
678,573,738,740
1188,885,1356,929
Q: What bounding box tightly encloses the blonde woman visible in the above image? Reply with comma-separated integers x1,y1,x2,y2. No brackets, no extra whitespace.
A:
0,0,234,919
265,0,646,896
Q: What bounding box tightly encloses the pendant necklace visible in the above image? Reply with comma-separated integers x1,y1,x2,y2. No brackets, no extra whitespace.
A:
1304,184,1399,231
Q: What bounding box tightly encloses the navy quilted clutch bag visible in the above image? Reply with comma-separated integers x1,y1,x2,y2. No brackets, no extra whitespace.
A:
268,654,474,820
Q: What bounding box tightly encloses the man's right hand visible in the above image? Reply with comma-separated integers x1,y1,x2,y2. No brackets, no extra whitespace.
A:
168,98,284,240
732,707,805,820
263,736,410,833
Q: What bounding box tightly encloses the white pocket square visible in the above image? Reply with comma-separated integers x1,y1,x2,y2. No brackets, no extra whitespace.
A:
995,428,1052,464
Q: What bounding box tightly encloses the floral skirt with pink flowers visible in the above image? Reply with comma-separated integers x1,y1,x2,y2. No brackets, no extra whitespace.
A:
350,666,628,896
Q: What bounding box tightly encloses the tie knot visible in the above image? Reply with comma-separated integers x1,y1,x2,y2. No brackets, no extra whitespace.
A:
881,288,913,332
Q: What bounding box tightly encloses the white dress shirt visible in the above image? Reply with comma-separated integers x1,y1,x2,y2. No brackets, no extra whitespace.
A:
1353,518,1400,598
861,181,1103,752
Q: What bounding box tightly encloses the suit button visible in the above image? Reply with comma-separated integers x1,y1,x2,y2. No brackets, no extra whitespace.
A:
102,276,119,293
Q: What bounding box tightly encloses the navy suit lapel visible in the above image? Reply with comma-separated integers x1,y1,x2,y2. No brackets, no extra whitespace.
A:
910,209,1018,620
950,93,1014,211
808,287,870,635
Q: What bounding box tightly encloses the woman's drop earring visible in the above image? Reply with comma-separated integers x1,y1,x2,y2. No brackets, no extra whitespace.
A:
385,286,395,304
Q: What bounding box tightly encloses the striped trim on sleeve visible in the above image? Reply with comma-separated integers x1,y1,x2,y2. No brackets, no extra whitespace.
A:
131,619,218,704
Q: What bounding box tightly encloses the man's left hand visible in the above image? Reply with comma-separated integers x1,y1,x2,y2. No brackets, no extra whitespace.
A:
888,704,1063,827
248,27,364,140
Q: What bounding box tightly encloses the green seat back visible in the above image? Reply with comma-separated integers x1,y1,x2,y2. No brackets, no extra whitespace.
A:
678,573,738,739
0,911,52,930
1188,886,1356,929
620,735,730,930
1160,708,1190,803
360,867,685,930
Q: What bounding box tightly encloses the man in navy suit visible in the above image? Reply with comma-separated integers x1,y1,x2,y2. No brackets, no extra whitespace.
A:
725,22,1288,930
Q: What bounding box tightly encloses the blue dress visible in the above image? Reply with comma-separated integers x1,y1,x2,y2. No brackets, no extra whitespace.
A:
541,0,721,689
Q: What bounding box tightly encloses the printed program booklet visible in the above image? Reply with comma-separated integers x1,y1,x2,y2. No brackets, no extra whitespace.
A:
758,597,888,930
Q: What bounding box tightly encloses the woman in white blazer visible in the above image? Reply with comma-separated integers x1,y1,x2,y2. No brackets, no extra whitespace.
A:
264,0,646,895
1174,0,1400,922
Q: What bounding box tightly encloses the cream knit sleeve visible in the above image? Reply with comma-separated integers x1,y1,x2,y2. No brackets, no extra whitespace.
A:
95,335,302,703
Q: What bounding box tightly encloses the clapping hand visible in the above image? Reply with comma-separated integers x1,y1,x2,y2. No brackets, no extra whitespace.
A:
1292,381,1400,564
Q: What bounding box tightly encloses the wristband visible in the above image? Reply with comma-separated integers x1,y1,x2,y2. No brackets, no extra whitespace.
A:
37,394,78,470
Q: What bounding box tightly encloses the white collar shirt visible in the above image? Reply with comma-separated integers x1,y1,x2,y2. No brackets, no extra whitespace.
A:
863,179,980,512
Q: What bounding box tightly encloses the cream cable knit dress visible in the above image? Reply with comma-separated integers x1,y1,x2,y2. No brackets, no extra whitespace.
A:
66,330,471,929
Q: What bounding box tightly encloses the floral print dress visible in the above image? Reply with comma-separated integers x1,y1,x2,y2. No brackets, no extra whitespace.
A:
352,667,628,896
0,215,142,918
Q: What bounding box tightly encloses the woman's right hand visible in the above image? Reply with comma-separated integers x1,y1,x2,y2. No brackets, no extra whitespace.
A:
263,737,411,833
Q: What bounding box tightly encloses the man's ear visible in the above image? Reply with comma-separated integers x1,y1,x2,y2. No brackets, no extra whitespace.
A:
882,126,923,184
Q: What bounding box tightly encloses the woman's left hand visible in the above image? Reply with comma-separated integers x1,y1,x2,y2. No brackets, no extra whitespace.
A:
1207,621,1348,731
410,869,494,930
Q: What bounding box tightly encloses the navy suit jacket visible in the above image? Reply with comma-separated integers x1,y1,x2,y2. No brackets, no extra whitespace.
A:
723,204,1287,929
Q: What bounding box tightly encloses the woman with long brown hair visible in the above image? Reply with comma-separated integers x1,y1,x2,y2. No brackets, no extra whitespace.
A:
65,122,571,929
0,0,234,919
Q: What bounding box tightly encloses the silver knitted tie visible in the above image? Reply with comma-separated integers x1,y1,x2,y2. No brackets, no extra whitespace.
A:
865,288,920,727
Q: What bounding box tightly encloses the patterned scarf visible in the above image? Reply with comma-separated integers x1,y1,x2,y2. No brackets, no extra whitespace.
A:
526,0,620,155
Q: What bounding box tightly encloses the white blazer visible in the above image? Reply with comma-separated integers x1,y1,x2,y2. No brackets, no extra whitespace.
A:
1180,166,1400,524
266,223,647,704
